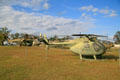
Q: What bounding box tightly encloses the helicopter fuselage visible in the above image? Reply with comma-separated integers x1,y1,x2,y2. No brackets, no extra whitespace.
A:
49,37,106,57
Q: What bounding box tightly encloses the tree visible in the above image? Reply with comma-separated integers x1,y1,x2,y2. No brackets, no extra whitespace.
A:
0,27,10,45
10,34,15,39
19,33,25,38
49,35,58,41
0,33,4,45
14,33,20,39
63,36,73,40
0,27,10,40
113,31,120,44
24,34,29,39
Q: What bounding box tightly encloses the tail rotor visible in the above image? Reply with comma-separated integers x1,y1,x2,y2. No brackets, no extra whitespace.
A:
40,34,49,59
43,34,49,45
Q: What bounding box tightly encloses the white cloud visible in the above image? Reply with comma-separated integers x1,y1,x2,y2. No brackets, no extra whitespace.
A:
57,11,67,16
92,8,98,12
80,5,98,12
0,0,50,10
109,10,117,17
80,5,118,17
0,6,95,35
81,13,86,17
99,9,109,14
80,13,96,22
20,0,50,10
43,2,49,9
80,5,94,12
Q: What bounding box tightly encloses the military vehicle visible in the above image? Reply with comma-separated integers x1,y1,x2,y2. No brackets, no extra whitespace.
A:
8,34,43,46
100,40,114,49
42,34,107,60
8,38,24,46
20,39,33,46
8,38,33,46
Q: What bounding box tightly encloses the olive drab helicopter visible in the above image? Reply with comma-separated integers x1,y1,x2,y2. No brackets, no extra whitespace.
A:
42,33,107,60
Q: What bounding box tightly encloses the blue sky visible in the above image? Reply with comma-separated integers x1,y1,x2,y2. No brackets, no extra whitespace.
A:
0,0,120,38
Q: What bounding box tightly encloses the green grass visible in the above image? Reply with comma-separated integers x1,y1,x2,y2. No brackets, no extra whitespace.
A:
0,46,119,80
0,46,29,80
0,65,28,80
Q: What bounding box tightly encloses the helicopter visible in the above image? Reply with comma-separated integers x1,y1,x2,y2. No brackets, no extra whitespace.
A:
8,38,33,46
42,33,107,60
100,40,114,50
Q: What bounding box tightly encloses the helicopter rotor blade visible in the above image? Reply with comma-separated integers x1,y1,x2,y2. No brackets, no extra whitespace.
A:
72,34,107,37
43,34,49,45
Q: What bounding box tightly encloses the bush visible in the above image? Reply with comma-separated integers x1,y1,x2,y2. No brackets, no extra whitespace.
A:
0,33,4,45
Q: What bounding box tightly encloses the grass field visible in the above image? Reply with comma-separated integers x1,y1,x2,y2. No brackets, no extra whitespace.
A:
0,46,120,80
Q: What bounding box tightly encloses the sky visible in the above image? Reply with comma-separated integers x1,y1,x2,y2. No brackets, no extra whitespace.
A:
0,0,120,39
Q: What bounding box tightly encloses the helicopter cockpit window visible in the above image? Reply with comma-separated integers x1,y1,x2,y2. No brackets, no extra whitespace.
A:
93,43,101,52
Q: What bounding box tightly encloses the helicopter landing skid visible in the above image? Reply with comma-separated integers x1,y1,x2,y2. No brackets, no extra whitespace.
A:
79,54,97,60
93,55,97,60
79,54,82,60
